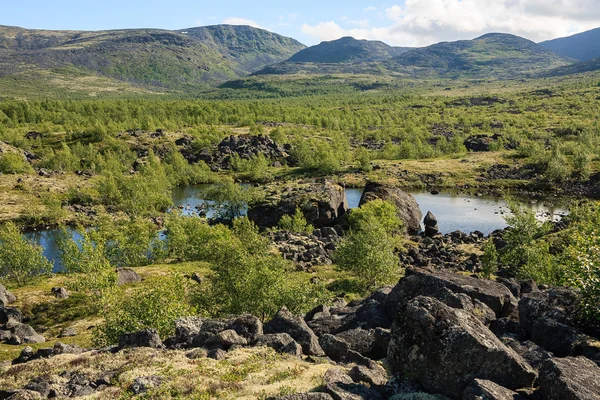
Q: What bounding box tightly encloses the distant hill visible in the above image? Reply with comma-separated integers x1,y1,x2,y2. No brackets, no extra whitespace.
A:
287,36,410,63
386,33,571,78
0,25,305,94
539,28,600,61
542,57,600,77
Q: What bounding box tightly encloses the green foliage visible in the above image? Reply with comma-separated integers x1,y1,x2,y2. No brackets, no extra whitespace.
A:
164,214,232,262
231,153,272,181
480,239,499,279
354,147,373,172
290,136,350,174
278,208,314,234
545,149,572,183
0,153,32,174
163,151,214,186
0,222,52,286
96,154,172,216
201,180,254,222
94,274,195,346
335,200,402,290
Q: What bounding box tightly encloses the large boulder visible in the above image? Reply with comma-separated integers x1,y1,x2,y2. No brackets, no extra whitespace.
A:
116,268,142,286
265,307,324,356
388,296,537,399
0,284,16,307
538,357,600,400
463,379,522,400
174,316,204,344
8,323,44,344
248,180,348,229
323,368,383,400
358,182,422,233
385,268,517,320
118,329,163,349
254,333,303,356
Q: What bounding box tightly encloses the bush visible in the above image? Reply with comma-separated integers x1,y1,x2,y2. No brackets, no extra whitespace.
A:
0,222,52,286
335,200,402,290
0,152,31,174
201,180,254,222
278,208,314,234
94,274,195,346
164,214,232,262
480,239,499,279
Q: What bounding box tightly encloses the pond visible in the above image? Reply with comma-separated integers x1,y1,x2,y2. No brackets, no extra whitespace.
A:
29,185,569,272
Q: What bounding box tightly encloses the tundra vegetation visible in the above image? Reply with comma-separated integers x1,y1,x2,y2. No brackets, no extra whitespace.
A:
1,70,600,398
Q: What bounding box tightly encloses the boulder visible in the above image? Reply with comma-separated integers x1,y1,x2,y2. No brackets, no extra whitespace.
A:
538,357,600,400
207,348,227,360
116,268,141,286
340,299,392,331
51,287,69,299
58,328,77,338
271,394,334,400
265,307,324,356
248,180,348,229
254,333,303,356
348,365,388,386
464,134,500,152
0,308,22,325
323,368,383,400
423,211,440,237
385,268,518,319
388,296,537,399
503,338,552,371
319,334,351,362
174,316,204,344
336,328,388,360
229,314,263,340
131,375,164,395
0,284,16,306
9,323,44,344
463,379,522,400
204,329,247,350
3,390,43,400
118,329,162,349
359,182,422,234
52,342,83,356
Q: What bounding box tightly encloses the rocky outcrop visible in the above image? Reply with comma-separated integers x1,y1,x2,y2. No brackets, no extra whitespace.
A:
118,329,163,349
181,134,290,170
464,134,502,152
358,182,422,233
463,379,522,400
423,211,439,237
264,307,324,356
538,357,600,400
388,296,537,398
248,180,348,229
269,227,341,270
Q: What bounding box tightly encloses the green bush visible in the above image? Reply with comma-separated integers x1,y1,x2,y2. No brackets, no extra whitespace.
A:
201,180,254,222
165,214,233,262
94,274,195,346
480,239,499,279
0,152,32,174
278,208,314,234
0,222,52,286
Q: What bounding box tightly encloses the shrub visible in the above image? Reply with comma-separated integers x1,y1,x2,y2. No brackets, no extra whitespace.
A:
545,150,571,183
94,274,195,346
164,214,233,262
201,180,254,222
0,152,31,174
278,208,314,234
480,239,499,279
0,222,52,286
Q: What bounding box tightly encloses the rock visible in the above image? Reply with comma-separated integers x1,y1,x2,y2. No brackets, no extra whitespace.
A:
388,296,537,399
116,268,141,286
118,329,163,349
490,318,527,341
0,308,22,324
204,329,248,350
341,299,392,331
207,348,227,360
131,375,164,395
308,315,345,337
463,379,522,400
385,268,518,319
464,134,500,152
538,357,600,400
248,180,348,229
53,342,83,356
348,365,388,386
186,348,207,359
423,211,439,237
270,394,334,400
319,334,351,362
265,307,324,356
9,323,44,344
58,328,77,338
23,378,52,398
503,338,552,371
531,316,579,357
174,316,204,344
4,390,43,400
336,328,388,360
305,305,331,322
199,318,229,334
323,368,383,400
0,284,16,306
51,287,69,299
229,314,263,340
13,346,35,364
254,333,303,355
359,182,422,234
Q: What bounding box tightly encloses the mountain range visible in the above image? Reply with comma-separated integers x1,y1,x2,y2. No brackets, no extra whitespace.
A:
0,24,600,96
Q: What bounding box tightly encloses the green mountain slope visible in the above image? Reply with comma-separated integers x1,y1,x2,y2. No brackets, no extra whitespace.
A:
287,36,410,63
0,24,305,94
539,28,600,61
386,33,571,78
542,57,600,77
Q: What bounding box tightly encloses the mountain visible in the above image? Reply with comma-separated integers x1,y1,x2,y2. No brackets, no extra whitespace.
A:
287,36,410,63
539,28,600,61
543,56,600,77
0,25,305,94
386,33,571,78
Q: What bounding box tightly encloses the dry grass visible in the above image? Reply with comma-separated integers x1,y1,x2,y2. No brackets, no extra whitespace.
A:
0,346,337,399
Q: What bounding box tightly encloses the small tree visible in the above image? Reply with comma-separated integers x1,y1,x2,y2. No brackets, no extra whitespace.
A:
202,180,253,222
480,239,499,279
278,208,314,234
0,222,52,286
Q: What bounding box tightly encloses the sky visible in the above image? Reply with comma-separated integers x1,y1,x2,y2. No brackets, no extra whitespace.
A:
1,1,600,47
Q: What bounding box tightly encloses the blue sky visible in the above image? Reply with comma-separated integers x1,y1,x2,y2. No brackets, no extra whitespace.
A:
2,1,599,46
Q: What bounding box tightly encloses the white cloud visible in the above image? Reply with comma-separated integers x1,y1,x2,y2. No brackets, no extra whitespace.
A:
302,0,600,47
222,17,265,30
364,6,377,12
